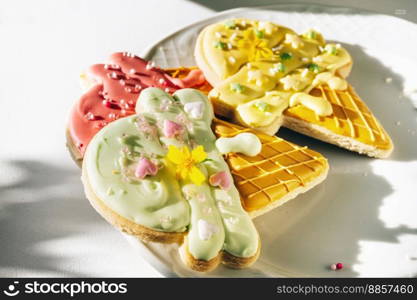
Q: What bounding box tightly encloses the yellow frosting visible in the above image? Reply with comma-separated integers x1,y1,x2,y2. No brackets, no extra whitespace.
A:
236,91,289,127
202,18,352,128
285,85,393,150
289,93,333,116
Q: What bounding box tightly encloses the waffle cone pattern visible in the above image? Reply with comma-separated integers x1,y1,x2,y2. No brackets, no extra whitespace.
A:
284,84,392,151
212,118,329,214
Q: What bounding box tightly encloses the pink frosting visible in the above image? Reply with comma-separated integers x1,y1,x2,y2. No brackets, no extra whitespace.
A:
68,52,206,156
163,120,183,138
209,171,232,190
135,158,158,179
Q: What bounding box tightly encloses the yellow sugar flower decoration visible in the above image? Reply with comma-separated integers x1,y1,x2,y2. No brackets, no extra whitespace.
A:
166,145,207,185
238,28,273,61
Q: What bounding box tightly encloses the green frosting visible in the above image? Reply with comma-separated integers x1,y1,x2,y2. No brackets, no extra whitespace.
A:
84,88,259,260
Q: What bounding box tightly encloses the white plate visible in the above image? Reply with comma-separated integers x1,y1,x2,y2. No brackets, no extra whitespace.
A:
128,4,417,277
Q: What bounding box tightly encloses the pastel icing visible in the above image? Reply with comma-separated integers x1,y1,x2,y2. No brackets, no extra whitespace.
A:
215,132,262,156
198,19,351,128
84,88,259,260
69,52,206,155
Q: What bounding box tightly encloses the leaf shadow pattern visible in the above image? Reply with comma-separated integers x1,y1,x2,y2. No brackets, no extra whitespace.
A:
0,160,109,277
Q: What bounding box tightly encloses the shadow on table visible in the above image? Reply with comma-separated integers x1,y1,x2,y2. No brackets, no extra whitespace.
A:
0,160,101,277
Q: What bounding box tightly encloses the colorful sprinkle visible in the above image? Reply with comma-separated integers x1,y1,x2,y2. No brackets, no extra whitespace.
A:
135,158,158,179
106,187,114,195
330,263,343,270
280,52,293,61
214,41,227,50
224,20,236,29
230,83,245,93
85,112,99,121
308,63,320,73
303,29,317,40
209,171,232,190
324,44,338,55
255,29,264,39
184,101,204,119
110,71,118,79
273,62,285,73
254,102,269,112
163,120,183,138
308,31,317,39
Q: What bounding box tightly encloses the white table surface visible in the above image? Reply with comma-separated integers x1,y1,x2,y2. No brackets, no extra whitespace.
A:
0,0,415,277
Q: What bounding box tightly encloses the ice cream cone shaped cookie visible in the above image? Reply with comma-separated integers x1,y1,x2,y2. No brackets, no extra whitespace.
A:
82,88,260,272
68,56,329,219
212,118,328,217
195,18,393,158
66,53,207,165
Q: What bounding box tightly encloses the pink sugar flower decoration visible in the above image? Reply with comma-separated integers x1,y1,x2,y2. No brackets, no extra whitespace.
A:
209,171,232,190
163,120,183,138
135,158,158,179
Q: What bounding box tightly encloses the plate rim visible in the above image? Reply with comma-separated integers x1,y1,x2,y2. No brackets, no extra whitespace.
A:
141,3,417,60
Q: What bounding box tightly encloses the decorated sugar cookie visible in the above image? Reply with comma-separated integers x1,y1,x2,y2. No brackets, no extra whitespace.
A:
82,88,260,272
67,53,330,219
67,53,207,165
195,18,393,158
213,118,328,217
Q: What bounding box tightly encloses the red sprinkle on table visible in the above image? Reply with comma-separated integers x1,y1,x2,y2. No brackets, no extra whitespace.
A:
330,263,344,270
